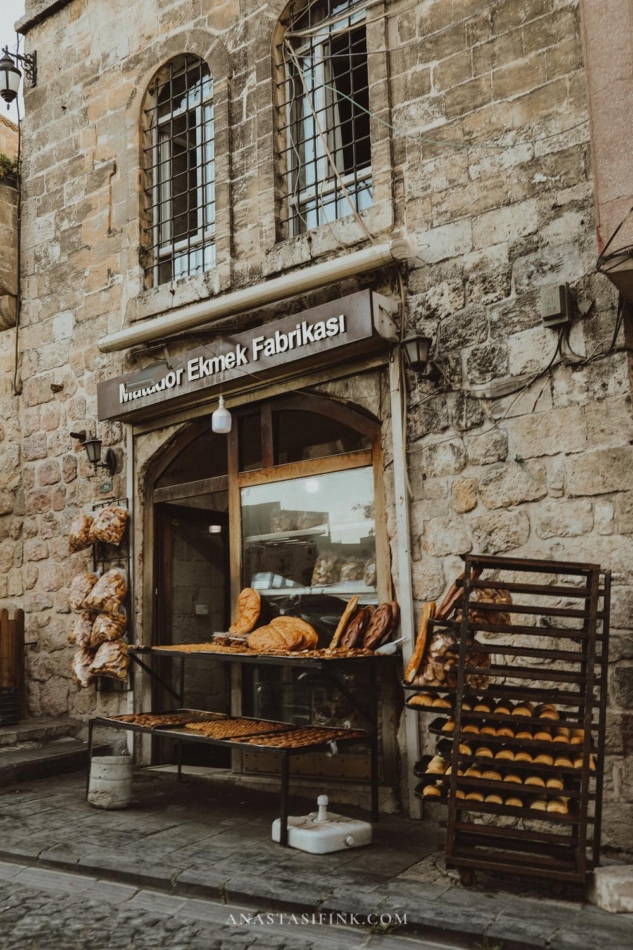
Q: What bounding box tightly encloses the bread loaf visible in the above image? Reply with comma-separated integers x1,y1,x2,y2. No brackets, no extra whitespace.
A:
229,588,261,636
404,601,436,684
330,595,359,649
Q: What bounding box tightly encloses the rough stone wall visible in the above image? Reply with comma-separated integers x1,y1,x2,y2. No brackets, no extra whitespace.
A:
6,0,632,848
0,116,18,162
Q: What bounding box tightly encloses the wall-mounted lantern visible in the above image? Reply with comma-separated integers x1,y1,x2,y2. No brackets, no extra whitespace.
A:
70,431,117,477
0,46,37,108
402,331,440,382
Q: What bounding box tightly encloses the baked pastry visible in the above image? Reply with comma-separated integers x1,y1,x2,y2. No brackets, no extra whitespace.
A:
515,751,533,763
505,796,523,807
88,640,129,680
441,720,455,733
230,588,261,636
330,595,359,649
432,697,452,709
68,513,94,552
515,729,533,741
68,612,93,648
513,702,534,717
363,601,399,649
69,572,98,611
185,718,292,740
463,723,480,735
233,726,366,748
570,729,584,745
495,749,514,761
481,770,502,781
533,753,554,766
475,746,493,758
461,699,473,712
113,712,222,729
547,798,569,814
248,616,318,653
494,701,512,715
83,568,128,615
553,728,571,743
404,601,435,683
573,755,596,770
426,755,449,775
89,505,129,545
455,788,466,800
422,784,442,798
408,693,433,708
546,776,564,789
554,755,573,768
474,700,492,713
496,725,514,738
464,767,481,778
534,728,553,742
72,646,95,688
536,704,559,720
459,742,472,755
505,773,523,784
530,799,547,811
525,775,545,787
311,553,339,586
485,793,503,804
465,791,484,801
90,610,126,647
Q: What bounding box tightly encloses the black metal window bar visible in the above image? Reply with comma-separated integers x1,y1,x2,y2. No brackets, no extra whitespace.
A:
143,55,215,287
277,0,372,236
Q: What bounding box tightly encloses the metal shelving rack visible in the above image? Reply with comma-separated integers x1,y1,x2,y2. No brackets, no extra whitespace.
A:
405,553,610,888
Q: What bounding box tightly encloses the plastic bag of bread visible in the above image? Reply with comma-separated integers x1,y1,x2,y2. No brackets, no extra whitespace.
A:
72,647,95,688
455,587,513,628
311,553,339,586
270,510,296,533
68,612,94,648
89,506,129,545
83,567,128,615
417,629,490,689
68,514,94,553
69,571,98,611
339,559,365,583
297,511,325,529
364,558,377,588
90,610,127,647
89,639,129,680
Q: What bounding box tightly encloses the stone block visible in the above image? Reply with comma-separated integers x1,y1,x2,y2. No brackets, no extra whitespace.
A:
587,865,633,914
423,516,472,557
416,219,472,265
566,447,633,497
466,343,508,384
473,199,538,250
450,477,478,513
470,509,530,554
509,405,586,459
465,428,508,466
419,438,466,478
411,557,446,601
612,666,633,709
478,460,547,509
585,395,633,448
615,494,633,535
409,278,465,320
535,500,593,539
23,432,48,461
489,290,542,339
450,392,485,432
439,304,488,351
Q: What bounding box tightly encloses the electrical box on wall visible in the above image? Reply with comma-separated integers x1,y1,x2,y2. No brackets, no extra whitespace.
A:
540,284,571,327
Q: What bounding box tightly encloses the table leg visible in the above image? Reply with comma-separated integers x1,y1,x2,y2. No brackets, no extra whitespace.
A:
86,720,94,800
177,740,183,783
279,754,290,847
179,658,185,706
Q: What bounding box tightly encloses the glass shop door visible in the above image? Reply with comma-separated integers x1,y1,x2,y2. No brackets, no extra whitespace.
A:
154,498,230,766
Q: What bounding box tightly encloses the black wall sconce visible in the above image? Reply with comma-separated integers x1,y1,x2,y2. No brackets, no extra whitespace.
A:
402,331,440,382
70,431,117,477
0,46,37,108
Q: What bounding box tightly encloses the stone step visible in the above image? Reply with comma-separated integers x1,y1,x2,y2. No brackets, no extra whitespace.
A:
0,718,79,750
0,738,109,786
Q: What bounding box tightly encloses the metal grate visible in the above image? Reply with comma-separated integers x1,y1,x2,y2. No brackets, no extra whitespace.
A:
142,54,215,287
277,0,373,237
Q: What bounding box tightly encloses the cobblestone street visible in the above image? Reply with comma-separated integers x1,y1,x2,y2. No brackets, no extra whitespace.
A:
0,862,450,950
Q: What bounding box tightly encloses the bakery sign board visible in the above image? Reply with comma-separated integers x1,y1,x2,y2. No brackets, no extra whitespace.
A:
97,290,397,422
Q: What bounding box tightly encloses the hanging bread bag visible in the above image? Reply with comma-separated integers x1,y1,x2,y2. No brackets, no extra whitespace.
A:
83,567,128,616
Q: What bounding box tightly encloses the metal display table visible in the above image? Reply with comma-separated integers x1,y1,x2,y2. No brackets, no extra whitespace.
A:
87,710,370,846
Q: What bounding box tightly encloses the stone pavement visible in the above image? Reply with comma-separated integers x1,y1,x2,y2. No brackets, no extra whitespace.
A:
0,770,632,950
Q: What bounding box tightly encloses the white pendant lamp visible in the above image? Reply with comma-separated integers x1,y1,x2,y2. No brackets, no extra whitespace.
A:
211,396,232,434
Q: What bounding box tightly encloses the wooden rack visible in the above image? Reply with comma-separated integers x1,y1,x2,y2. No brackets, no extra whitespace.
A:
405,554,610,888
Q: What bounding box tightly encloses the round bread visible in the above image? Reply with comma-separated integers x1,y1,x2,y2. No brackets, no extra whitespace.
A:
464,767,481,778
426,755,448,774
441,721,455,733
555,726,570,738
525,775,545,787
461,700,473,712
465,791,484,801
505,773,522,784
422,784,442,798
270,615,319,650
496,726,514,738
494,702,512,715
513,703,534,717
482,770,502,781
495,749,514,761
515,751,533,763
547,799,569,814
408,693,433,707
530,799,547,811
554,756,573,768
480,725,496,736
546,776,564,789
537,705,560,720
455,788,466,800
474,701,492,713
463,723,480,734
432,697,452,709
505,796,523,808
485,793,503,804
533,753,554,766
515,729,533,741
230,588,261,635
475,746,493,758
534,729,552,742
458,742,472,755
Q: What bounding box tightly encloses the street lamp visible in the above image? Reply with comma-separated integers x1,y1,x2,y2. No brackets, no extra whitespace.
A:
0,46,37,109
70,431,117,478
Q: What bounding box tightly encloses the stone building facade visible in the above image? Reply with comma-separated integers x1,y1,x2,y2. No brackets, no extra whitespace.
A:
3,0,633,851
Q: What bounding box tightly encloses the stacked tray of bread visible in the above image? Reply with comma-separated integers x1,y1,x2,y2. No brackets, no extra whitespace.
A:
405,554,609,888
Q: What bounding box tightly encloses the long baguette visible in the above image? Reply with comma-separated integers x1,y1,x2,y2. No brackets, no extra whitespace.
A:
330,595,359,649
436,567,483,622
405,601,436,684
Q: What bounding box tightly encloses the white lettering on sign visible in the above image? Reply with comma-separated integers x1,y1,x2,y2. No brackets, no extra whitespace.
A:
117,314,347,404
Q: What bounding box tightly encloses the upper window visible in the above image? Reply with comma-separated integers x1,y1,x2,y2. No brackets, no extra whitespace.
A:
278,0,372,236
142,55,215,287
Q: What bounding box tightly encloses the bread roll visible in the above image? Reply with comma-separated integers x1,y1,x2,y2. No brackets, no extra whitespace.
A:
515,729,533,741
536,704,559,720
422,784,442,798
525,775,545,787
515,751,533,763
458,742,472,755
465,791,484,801
475,746,493,758
533,753,554,766
426,755,449,775
530,799,547,811
546,776,564,789
408,693,433,708
480,725,496,736
505,773,522,784
534,729,553,742
554,756,573,768
464,767,481,778
482,770,502,782
505,796,523,808
404,601,436,684
494,701,512,715
496,726,514,738
547,798,569,814
485,793,503,804
570,729,584,745
463,723,479,734
512,702,534,717
461,699,473,712
432,697,452,709
495,749,514,761
455,788,466,800
573,755,595,770
474,701,492,713
441,721,455,733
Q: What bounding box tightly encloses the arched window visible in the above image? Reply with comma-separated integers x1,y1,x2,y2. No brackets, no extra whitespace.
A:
277,0,372,236
142,54,215,287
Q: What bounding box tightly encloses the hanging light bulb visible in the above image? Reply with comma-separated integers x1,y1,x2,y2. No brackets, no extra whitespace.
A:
211,395,232,434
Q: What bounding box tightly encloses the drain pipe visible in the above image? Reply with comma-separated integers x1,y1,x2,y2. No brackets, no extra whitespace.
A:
389,351,422,819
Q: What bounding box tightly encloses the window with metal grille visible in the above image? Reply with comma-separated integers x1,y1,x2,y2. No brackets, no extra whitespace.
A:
142,55,215,287
278,0,372,237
